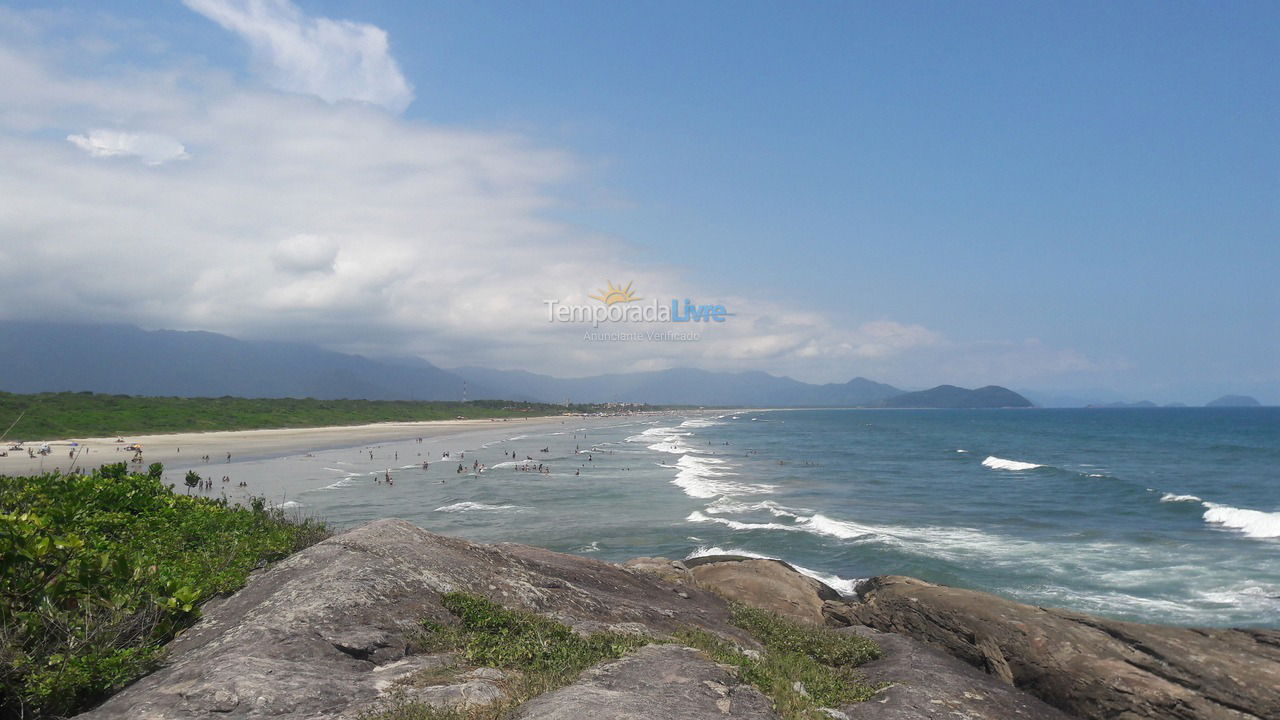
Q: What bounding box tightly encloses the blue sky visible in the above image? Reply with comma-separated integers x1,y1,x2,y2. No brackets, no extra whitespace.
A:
1,1,1276,402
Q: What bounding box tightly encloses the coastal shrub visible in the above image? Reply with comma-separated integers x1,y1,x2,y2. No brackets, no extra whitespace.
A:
0,463,329,719
0,391,624,440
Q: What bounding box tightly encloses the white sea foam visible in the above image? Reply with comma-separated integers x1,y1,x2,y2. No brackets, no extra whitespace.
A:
1160,493,1203,503
685,545,863,596
982,455,1044,471
434,502,531,513
1202,503,1280,539
704,498,806,518
685,504,1119,575
796,513,886,541
673,455,774,498
648,440,693,455
280,500,303,509
1195,583,1280,612
686,510,799,532
696,502,886,542
321,473,363,490
627,426,684,442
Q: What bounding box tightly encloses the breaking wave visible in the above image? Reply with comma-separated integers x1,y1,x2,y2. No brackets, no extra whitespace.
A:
982,455,1044,471
434,502,531,513
1202,503,1280,539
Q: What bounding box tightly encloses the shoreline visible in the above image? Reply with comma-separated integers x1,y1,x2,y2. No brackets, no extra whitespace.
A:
0,414,633,476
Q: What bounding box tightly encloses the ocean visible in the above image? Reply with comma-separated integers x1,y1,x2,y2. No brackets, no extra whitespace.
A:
169,407,1280,627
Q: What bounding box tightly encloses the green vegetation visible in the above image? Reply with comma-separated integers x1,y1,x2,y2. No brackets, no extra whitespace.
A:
369,592,650,720
676,603,882,719
366,595,881,720
728,602,881,668
0,463,329,719
0,392,585,440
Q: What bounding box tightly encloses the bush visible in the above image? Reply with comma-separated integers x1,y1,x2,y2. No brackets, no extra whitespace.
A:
0,463,329,719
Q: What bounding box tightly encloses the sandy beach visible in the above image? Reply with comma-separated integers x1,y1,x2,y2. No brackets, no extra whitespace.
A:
0,414,589,476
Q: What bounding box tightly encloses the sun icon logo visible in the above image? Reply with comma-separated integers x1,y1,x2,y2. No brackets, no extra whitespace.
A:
589,281,641,305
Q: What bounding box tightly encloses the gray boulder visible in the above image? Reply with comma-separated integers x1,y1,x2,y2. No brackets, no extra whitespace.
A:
511,645,777,719
684,555,842,626
849,575,1280,720
76,519,754,719
836,625,1074,720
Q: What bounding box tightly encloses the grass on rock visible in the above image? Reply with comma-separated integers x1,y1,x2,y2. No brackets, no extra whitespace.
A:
367,592,650,720
366,594,881,720
677,603,882,719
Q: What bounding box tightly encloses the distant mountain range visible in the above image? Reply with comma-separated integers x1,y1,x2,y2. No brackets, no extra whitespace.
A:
1206,394,1261,407
0,322,1028,409
1087,396,1263,408
876,385,1033,409
449,366,902,407
0,323,483,401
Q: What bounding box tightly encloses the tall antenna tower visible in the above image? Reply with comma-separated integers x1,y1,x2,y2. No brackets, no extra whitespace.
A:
462,381,468,403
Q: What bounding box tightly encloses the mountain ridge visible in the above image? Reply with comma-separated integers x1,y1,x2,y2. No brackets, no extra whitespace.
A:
877,384,1034,409
2,322,1028,408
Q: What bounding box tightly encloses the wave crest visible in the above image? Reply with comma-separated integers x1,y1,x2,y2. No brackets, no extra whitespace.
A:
982,455,1044,471
1202,503,1280,539
434,502,531,513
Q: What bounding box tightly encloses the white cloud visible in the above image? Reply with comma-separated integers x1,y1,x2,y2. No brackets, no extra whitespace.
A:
182,0,413,113
270,233,338,274
0,7,1109,390
66,129,188,165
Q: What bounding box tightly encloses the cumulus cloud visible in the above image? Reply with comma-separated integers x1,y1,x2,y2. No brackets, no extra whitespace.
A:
0,6,1108,388
182,0,413,112
66,129,188,165
270,234,338,274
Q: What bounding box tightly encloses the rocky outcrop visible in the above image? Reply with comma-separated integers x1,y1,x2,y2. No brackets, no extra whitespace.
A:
76,520,1278,720
620,556,693,585
511,645,775,719
77,519,756,720
849,575,1280,720
646,554,843,626
836,625,1073,720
